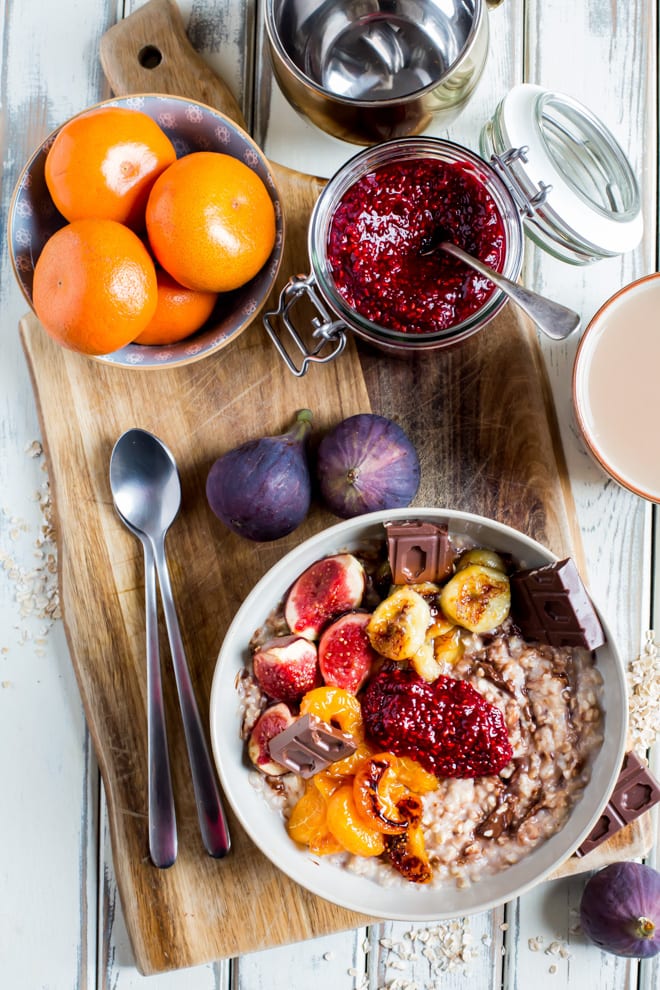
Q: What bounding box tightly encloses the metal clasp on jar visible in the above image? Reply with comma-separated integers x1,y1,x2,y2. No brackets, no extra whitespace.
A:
489,146,553,217
263,274,347,377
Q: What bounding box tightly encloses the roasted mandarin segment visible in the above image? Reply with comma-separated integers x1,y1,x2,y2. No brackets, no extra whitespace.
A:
353,753,423,835
367,586,431,660
384,823,432,884
300,685,364,740
325,740,376,779
326,784,385,857
288,781,343,856
395,756,439,794
440,563,511,634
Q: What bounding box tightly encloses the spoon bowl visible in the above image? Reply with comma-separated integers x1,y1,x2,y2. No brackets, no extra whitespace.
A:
110,429,181,537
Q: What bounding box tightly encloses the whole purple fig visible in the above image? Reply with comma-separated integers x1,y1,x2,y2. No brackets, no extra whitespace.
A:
580,861,660,957
316,413,420,518
206,409,313,541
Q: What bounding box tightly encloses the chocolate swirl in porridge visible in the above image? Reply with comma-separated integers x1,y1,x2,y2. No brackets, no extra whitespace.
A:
238,532,604,890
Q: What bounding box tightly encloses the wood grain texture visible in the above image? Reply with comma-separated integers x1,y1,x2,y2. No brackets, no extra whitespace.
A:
17,0,651,976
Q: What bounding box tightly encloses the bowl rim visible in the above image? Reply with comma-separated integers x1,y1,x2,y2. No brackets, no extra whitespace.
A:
572,271,660,502
209,507,627,920
8,92,285,370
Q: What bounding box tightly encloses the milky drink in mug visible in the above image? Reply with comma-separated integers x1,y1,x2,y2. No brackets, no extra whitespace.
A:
573,273,660,501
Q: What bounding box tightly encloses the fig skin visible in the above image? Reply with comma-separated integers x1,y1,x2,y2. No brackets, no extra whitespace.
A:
206,409,313,541
580,861,660,958
316,413,420,519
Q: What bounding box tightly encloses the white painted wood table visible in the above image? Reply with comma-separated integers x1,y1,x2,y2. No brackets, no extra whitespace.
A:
1,1,658,987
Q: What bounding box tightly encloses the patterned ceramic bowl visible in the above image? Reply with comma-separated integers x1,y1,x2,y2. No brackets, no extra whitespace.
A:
8,94,284,369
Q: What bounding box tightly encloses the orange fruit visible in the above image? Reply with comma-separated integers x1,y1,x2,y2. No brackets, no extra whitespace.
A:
133,269,217,345
145,151,276,293
45,106,176,228
32,218,158,355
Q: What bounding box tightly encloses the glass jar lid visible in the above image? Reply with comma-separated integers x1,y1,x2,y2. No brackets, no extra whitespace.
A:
481,84,643,264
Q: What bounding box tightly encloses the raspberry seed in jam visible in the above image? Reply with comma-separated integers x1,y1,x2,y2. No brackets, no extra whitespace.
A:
327,158,506,335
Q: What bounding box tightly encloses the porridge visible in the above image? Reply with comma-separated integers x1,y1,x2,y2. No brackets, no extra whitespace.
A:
237,526,604,889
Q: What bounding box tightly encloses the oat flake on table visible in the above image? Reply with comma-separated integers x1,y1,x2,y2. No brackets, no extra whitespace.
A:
627,630,660,753
0,441,60,653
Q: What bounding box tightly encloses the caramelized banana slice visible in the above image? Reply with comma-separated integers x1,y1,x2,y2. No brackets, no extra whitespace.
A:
456,547,506,574
433,625,464,666
410,637,443,683
440,563,510,634
367,587,431,661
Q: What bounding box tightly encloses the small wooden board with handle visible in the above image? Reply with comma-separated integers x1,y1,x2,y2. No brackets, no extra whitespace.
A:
17,0,651,974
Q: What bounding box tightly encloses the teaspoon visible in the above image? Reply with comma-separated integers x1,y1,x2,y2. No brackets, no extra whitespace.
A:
109,428,231,859
421,235,581,341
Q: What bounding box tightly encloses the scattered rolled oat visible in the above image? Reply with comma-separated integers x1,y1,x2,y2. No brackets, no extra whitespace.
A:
627,631,660,752
0,444,59,653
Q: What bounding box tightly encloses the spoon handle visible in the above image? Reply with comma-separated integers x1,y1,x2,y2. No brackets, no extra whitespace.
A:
152,536,231,858
143,539,178,869
439,240,581,341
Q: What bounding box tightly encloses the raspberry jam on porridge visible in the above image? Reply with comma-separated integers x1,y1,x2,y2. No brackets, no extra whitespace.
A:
238,535,604,890
327,158,506,334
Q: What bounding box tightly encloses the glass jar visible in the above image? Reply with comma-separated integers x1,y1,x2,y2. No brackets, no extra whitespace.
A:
480,84,643,264
264,137,525,375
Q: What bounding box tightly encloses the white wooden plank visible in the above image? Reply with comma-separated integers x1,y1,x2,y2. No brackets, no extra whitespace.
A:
368,911,507,989
0,0,116,986
507,0,656,988
235,929,368,990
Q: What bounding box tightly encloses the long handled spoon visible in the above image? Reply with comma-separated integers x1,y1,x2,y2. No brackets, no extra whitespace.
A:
110,429,231,859
421,234,581,341
115,508,177,869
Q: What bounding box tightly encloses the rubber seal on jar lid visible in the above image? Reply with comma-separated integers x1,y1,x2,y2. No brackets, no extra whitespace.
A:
497,84,643,256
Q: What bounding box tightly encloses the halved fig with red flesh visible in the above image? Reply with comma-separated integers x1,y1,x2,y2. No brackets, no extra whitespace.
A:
319,611,379,694
248,703,295,775
284,553,366,641
252,635,319,702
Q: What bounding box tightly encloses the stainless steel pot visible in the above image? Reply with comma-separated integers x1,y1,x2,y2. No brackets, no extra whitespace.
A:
265,0,501,145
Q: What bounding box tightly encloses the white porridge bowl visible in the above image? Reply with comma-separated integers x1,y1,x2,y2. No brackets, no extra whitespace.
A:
209,507,627,920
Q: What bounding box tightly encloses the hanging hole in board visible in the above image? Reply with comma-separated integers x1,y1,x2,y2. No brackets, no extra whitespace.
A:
138,45,163,69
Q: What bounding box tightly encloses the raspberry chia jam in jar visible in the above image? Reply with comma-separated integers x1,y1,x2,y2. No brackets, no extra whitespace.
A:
264,138,524,374
327,156,507,335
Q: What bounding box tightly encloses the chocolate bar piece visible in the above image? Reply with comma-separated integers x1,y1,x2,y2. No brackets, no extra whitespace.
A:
575,752,660,857
510,557,605,650
385,520,455,585
267,713,356,778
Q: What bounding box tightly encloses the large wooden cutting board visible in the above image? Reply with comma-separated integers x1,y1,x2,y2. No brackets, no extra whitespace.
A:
18,0,650,975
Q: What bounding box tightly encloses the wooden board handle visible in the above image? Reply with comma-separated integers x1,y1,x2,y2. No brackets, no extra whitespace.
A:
99,0,246,127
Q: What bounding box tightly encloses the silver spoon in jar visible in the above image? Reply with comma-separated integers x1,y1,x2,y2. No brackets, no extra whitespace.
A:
110,428,231,860
421,233,581,341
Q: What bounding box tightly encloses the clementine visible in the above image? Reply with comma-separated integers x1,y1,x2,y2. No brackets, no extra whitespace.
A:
32,218,158,355
145,151,276,293
133,269,217,345
45,106,176,229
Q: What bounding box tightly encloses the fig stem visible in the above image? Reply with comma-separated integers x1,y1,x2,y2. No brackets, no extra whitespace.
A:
289,409,313,445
